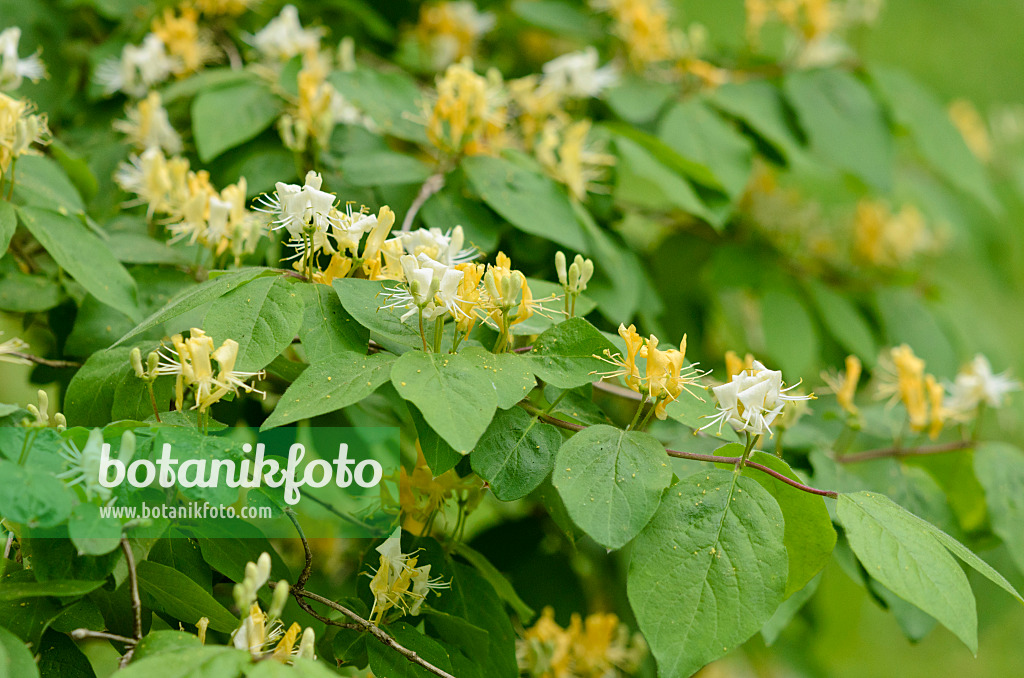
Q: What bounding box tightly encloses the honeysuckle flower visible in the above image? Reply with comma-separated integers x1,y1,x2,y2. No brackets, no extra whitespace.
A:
58,429,135,503
542,47,620,99
725,350,756,380
425,58,508,156
640,334,706,419
367,532,449,623
113,91,182,154
257,171,340,241
231,601,311,664
152,5,218,75
876,344,929,432
233,552,273,611
413,1,495,71
0,27,46,90
95,34,177,97
821,354,862,416
853,200,932,268
702,360,813,437
535,119,615,201
156,328,265,413
397,225,478,266
194,0,254,16
517,606,647,678
0,91,50,172
946,354,1020,414
250,5,324,61
115,148,174,216
0,332,31,365
592,0,677,67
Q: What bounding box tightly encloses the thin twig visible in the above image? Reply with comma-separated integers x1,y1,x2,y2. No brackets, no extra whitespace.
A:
2,532,12,560
282,512,458,678
7,352,81,368
664,449,838,498
71,629,138,645
119,537,143,667
836,440,972,464
511,345,534,354
519,402,839,498
593,379,643,401
401,173,446,232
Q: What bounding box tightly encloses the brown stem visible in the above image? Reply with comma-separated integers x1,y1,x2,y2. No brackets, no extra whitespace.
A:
401,173,446,232
836,440,972,464
593,379,643,401
282,513,458,678
71,629,137,645
519,402,839,498
119,537,143,667
7,352,81,368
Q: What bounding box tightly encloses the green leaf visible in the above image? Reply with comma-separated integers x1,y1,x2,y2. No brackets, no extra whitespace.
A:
298,277,369,360
744,450,835,596
628,469,788,677
17,206,138,319
658,100,754,200
463,154,587,251
664,393,740,442
837,491,978,653
604,76,675,125
0,270,63,312
410,403,461,475
330,68,426,143
131,630,204,662
68,503,123,556
0,625,39,678
806,281,876,364
0,460,72,528
261,351,395,430
113,268,271,347
975,442,1024,576
340,150,432,186
368,621,454,678
391,349,499,453
0,578,105,601
0,594,67,649
708,80,804,160
784,69,893,189
192,82,281,163
450,543,535,621
36,629,95,678
510,0,603,39
332,277,425,350
525,317,616,389
11,155,84,214
63,347,135,426
114,646,249,678
874,288,957,377
203,276,304,372
603,122,723,190
760,287,819,378
465,347,536,409
136,561,238,633
871,66,998,212
471,407,562,501
0,201,14,254
552,425,672,549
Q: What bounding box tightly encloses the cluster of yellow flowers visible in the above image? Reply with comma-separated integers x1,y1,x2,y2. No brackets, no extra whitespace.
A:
366,532,450,624
517,607,647,678
387,447,482,536
0,91,50,176
745,0,883,66
154,328,264,415
425,58,509,156
853,199,935,269
600,324,708,420
412,0,495,71
593,0,677,68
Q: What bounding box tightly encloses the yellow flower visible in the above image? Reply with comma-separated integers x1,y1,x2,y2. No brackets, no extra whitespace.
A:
535,119,615,201
821,354,861,415
724,350,755,380
517,606,647,678
594,0,677,68
853,200,932,268
414,1,495,71
425,59,508,156
949,99,992,163
877,344,929,432
367,532,449,623
0,92,50,173
152,5,217,76
231,602,312,664
156,328,265,413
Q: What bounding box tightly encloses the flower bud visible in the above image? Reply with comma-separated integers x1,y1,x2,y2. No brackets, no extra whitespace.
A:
268,579,290,620
567,263,580,291
147,351,160,378
36,390,49,423
119,430,136,464
484,268,500,301
54,413,66,431
130,347,145,378
555,251,567,285
579,259,594,289
297,627,316,660
196,617,209,644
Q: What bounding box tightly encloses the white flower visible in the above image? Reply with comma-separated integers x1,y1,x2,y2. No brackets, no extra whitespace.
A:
250,5,324,60
256,171,340,241
946,354,1020,413
0,331,30,365
0,27,46,90
58,429,133,503
114,147,173,217
701,361,812,437
95,34,176,97
113,91,182,154
541,47,619,98
397,225,478,266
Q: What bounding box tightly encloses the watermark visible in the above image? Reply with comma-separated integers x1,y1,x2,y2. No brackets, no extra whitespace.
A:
100,501,275,521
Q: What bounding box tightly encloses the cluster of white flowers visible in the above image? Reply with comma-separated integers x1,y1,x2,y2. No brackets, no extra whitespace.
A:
228,553,315,664
113,91,182,155
58,429,134,503
946,354,1020,414
95,34,178,98
0,27,45,90
249,4,325,61
702,360,813,437
541,47,619,99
